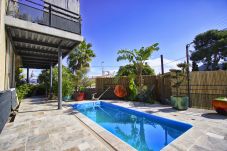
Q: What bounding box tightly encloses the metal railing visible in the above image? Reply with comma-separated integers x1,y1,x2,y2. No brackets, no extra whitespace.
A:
6,0,81,34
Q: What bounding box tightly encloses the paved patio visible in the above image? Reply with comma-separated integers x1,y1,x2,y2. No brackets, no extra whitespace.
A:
0,98,227,151
0,97,111,151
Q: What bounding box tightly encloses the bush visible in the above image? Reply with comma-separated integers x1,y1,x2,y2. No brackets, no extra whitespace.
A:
38,66,75,98
16,84,34,101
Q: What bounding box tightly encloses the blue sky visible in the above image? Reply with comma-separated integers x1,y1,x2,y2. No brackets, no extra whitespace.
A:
78,0,227,76
26,0,227,78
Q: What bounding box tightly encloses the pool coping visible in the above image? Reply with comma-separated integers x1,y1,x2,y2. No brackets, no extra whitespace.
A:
64,101,137,151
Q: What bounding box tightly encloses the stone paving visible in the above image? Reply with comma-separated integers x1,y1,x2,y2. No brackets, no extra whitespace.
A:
0,97,111,151
104,100,227,151
1,98,227,151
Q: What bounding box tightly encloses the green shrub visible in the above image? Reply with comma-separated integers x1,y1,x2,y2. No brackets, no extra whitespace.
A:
128,77,138,101
16,84,34,102
39,66,75,98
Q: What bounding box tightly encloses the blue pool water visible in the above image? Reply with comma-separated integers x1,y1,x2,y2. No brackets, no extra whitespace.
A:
72,101,192,151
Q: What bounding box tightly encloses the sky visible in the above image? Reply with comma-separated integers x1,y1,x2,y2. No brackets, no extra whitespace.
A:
25,0,227,78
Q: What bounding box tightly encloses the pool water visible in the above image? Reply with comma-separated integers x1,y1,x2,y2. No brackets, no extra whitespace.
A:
72,101,192,151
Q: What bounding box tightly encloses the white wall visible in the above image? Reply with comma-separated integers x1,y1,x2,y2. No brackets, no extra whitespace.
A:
0,0,6,91
5,34,16,89
0,0,17,90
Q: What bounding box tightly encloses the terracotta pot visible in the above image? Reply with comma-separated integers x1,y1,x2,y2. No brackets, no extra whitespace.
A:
75,92,85,101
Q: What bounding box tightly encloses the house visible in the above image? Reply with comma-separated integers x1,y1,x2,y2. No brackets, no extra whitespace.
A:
0,0,83,108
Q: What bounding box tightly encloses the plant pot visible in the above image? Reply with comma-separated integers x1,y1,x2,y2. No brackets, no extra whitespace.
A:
75,92,85,101
171,96,189,110
63,95,72,101
212,97,227,115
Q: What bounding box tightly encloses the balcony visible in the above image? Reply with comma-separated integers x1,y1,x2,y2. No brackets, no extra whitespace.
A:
6,0,81,34
4,0,83,69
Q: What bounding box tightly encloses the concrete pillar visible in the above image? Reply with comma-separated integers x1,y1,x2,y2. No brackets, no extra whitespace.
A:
26,67,29,83
49,63,53,99
58,47,62,109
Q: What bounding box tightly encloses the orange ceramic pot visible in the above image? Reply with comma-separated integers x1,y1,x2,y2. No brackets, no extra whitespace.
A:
212,98,227,115
114,85,127,98
75,92,85,101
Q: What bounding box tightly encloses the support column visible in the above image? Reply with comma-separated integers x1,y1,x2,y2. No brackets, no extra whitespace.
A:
26,67,29,83
58,47,62,109
49,63,53,99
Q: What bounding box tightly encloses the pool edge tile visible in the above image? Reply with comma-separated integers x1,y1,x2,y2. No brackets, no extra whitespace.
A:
65,104,136,151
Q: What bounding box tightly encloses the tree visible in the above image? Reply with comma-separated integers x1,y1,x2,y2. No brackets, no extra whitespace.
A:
190,29,227,71
38,66,75,97
67,40,96,74
67,40,95,91
170,62,188,97
192,61,199,71
117,43,159,90
117,64,155,76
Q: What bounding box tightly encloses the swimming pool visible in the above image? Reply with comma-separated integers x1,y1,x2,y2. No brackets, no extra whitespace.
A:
72,101,192,151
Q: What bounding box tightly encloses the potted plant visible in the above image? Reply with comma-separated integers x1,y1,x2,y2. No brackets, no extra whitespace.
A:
75,86,85,101
170,62,189,110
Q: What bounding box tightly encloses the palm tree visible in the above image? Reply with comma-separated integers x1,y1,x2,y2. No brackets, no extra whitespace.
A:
116,43,159,90
67,40,95,74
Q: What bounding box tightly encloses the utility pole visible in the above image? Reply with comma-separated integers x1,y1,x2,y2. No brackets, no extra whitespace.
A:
186,43,192,107
161,55,164,75
101,61,104,76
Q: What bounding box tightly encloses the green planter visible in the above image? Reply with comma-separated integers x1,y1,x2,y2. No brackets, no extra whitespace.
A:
63,95,72,101
171,96,189,110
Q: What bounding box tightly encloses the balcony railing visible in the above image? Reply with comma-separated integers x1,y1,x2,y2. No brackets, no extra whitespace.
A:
6,0,81,35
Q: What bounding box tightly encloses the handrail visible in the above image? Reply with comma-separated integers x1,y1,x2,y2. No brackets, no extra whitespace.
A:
92,87,111,100
7,0,81,34
24,0,80,17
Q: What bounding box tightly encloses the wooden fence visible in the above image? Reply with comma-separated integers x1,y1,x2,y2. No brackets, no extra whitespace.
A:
95,75,170,101
175,71,227,109
95,71,227,109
